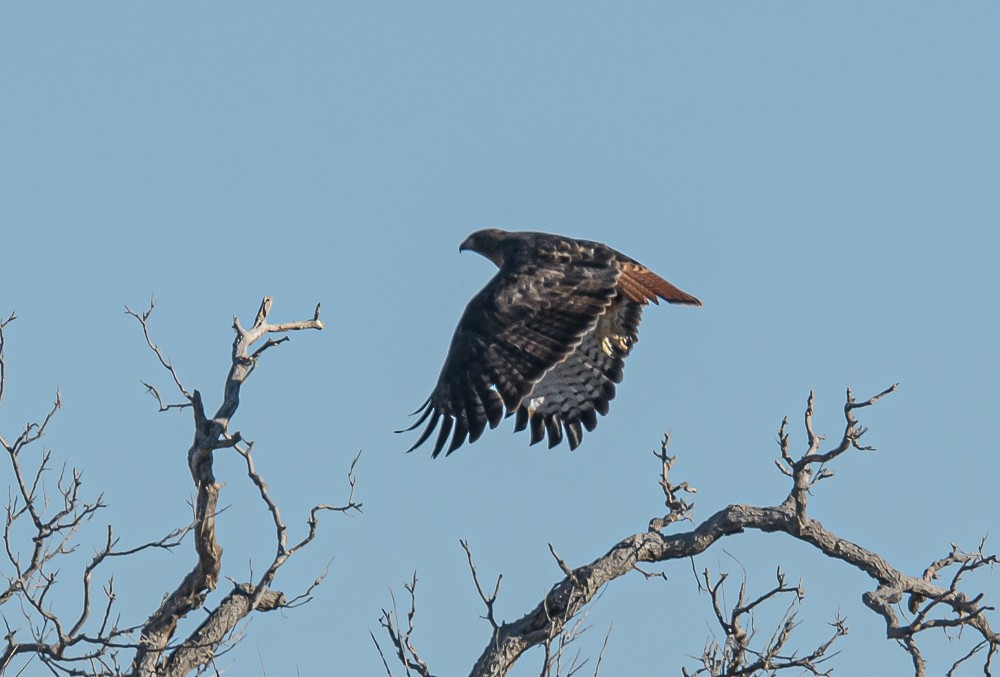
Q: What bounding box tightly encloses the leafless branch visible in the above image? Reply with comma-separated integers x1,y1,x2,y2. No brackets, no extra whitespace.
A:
127,297,330,677
591,623,611,677
466,386,997,677
235,441,361,610
371,629,396,677
375,573,434,677
0,311,16,409
1,317,187,675
0,298,344,675
682,567,844,676
649,432,697,532
461,540,502,632
139,381,190,413
124,298,192,406
542,611,591,677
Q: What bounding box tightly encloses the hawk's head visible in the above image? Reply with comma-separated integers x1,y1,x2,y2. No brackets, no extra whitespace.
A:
460,228,508,268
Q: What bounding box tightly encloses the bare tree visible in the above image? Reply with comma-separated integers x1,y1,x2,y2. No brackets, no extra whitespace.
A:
0,298,360,675
4,299,996,677
376,386,998,676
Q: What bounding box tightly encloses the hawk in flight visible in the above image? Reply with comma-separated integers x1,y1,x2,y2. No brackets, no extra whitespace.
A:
402,229,701,457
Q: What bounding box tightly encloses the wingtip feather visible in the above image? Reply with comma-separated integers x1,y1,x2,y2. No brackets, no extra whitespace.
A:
431,415,454,458
406,410,441,453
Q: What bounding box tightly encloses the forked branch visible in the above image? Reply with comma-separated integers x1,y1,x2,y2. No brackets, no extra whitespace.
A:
458,386,995,677
125,297,345,677
683,567,845,676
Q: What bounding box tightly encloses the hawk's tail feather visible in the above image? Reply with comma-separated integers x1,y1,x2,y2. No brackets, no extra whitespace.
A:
515,409,586,450
619,263,702,306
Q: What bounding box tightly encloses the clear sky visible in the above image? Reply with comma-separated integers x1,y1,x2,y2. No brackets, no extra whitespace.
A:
2,3,998,676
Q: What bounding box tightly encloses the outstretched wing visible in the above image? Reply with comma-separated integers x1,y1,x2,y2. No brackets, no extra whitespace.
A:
513,257,701,449
403,245,620,457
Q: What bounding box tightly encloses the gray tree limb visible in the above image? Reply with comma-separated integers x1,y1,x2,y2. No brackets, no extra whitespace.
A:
462,386,997,677
2,298,358,676
128,297,332,677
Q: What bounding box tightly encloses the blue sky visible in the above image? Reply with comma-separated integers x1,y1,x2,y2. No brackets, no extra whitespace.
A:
2,3,998,675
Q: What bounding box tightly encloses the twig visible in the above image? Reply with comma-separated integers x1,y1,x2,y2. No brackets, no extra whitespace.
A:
461,540,502,631
376,574,433,677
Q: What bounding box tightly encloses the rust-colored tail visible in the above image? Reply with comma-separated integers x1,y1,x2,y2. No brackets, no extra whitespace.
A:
617,261,702,306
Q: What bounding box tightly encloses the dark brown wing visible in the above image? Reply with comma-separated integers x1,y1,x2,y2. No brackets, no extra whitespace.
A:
513,257,701,449
402,243,620,457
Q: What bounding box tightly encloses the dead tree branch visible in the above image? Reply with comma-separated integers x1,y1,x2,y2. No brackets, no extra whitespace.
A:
1,316,188,675
0,298,351,676
461,540,502,633
461,385,996,677
682,567,845,676
373,573,434,677
128,296,337,677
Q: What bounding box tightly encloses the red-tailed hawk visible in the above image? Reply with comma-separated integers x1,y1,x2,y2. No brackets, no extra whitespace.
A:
402,229,701,457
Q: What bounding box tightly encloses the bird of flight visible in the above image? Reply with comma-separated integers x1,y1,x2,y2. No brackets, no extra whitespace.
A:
401,229,701,457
